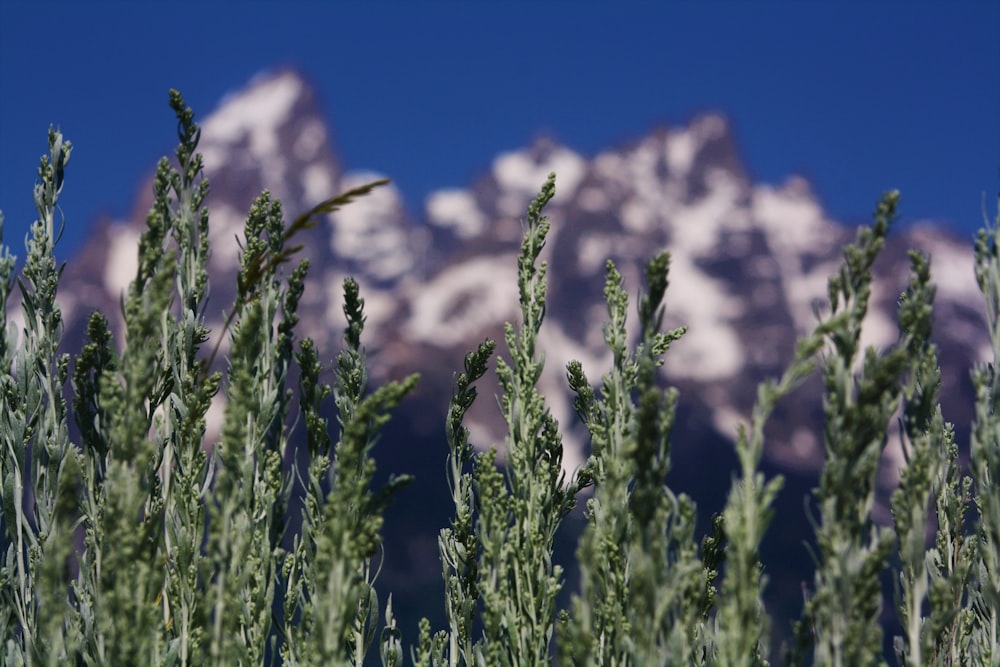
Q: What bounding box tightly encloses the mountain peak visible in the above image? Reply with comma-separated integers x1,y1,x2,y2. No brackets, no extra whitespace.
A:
201,68,326,173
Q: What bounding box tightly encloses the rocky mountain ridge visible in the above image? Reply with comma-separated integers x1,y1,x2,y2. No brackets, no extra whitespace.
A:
10,67,990,649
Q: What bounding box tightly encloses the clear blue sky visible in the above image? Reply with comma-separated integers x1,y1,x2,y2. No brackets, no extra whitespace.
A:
1,1,997,260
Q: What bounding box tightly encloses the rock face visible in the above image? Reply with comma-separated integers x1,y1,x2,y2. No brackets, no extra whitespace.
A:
43,67,989,651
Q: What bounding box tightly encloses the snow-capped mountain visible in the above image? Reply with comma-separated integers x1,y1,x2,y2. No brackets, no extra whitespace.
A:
42,68,990,650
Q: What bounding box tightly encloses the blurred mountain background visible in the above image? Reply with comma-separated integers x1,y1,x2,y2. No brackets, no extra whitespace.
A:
2,1,998,658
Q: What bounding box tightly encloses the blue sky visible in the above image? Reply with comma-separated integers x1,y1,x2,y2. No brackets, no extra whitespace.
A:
1,1,997,261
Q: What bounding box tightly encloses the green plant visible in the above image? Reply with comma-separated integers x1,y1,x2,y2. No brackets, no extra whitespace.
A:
967,204,1000,664
1,125,78,667
556,252,710,666
0,93,414,667
1,90,999,667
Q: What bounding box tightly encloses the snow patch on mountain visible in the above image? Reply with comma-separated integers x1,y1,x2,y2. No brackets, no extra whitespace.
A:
620,197,660,235
405,256,519,347
204,392,226,443
666,128,697,175
661,253,746,381
751,181,844,335
710,403,745,443
765,426,824,471
200,71,303,173
104,224,141,298
617,139,683,228
426,189,487,239
329,172,413,281
665,114,730,177
595,127,735,235
4,304,24,352
493,145,586,218
293,119,328,162
591,150,632,193
207,203,251,268
493,146,587,198
577,233,645,274
753,178,836,253
909,224,984,311
300,162,338,207
689,113,730,145
668,169,747,257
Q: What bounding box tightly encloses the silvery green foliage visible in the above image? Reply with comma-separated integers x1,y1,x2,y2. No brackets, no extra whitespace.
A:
3,89,1000,667
0,127,79,666
413,337,495,667
465,174,591,665
205,190,296,663
0,92,411,667
558,253,707,666
472,175,593,666
969,195,1000,666
66,92,222,665
713,325,825,667
889,250,977,667
784,193,906,667
281,277,417,667
416,175,596,667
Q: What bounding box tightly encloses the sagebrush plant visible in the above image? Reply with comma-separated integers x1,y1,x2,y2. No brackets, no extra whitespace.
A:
556,251,715,666
1,91,999,667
